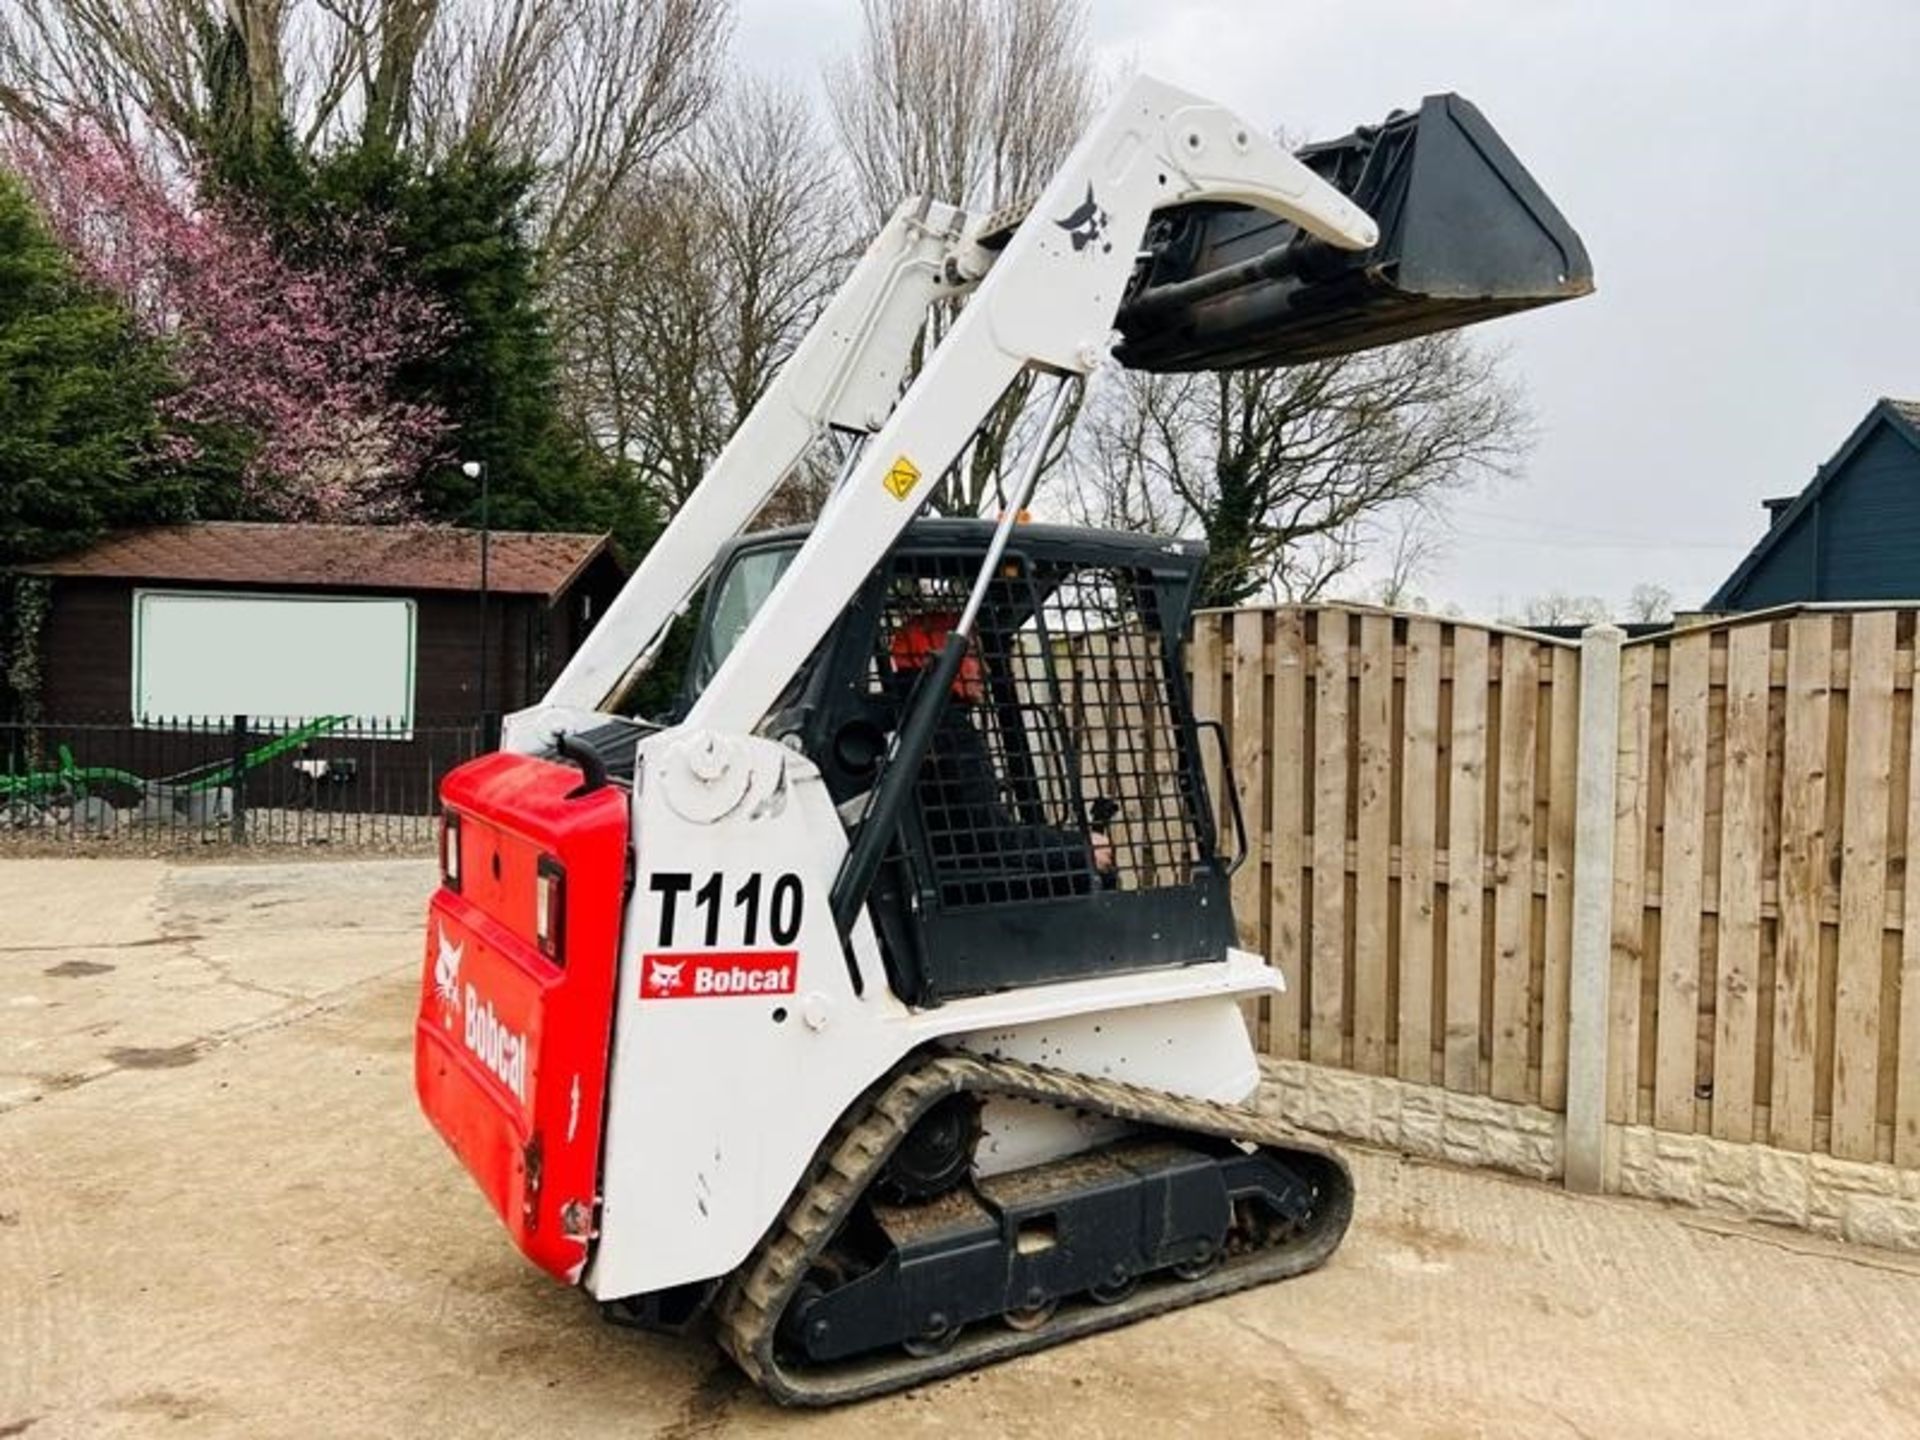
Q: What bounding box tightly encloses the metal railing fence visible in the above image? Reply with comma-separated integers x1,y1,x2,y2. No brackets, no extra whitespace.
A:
0,714,484,849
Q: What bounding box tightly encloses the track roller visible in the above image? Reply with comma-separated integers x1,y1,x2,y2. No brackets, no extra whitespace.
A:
714,1050,1352,1405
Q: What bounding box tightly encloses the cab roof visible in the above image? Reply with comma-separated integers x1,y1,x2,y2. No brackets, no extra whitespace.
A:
716,518,1209,576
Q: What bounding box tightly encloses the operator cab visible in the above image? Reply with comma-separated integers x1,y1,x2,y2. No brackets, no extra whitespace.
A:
680,519,1241,1006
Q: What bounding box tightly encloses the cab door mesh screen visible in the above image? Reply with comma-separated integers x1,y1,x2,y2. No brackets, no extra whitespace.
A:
867,553,1209,910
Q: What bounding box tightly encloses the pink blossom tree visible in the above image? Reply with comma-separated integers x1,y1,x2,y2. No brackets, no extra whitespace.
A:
5,128,451,522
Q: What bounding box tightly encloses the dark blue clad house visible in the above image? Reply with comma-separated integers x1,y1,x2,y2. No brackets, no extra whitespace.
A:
1707,398,1920,611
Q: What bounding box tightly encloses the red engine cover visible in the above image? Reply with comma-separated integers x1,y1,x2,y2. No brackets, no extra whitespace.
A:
414,751,627,1284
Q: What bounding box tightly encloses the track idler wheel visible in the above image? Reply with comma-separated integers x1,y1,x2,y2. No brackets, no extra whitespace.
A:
1172,1239,1223,1282
1001,1292,1059,1332
874,1094,980,1203
901,1314,962,1357
1086,1268,1138,1306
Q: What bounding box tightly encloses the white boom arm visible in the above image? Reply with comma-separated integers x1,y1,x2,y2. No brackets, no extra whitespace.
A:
511,75,1375,747
506,198,976,746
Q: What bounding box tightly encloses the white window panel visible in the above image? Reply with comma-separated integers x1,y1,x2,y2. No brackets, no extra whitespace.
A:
132,590,416,731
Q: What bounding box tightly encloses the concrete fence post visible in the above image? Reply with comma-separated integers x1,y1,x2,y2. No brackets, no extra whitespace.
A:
1564,625,1624,1194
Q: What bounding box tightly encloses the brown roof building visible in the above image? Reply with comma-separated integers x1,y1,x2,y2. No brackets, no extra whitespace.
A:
20,522,627,725
25,522,612,599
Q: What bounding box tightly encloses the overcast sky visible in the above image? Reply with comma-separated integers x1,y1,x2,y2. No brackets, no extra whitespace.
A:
731,1,1920,618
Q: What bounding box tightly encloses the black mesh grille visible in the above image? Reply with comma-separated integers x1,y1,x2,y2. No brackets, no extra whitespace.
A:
869,551,1209,911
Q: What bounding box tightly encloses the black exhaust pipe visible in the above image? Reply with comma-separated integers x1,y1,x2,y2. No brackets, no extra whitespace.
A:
1114,94,1593,371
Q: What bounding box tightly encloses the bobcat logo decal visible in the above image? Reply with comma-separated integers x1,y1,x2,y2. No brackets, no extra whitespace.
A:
646,958,686,996
435,922,463,1025
1054,184,1110,254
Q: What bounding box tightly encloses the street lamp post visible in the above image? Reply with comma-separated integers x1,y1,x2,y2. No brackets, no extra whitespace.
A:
462,460,492,744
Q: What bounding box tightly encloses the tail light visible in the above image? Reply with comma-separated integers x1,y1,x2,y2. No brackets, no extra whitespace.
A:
536,856,566,965
441,809,463,891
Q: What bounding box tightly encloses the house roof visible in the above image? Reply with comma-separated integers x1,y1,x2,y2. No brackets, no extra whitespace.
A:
20,522,615,600
1705,397,1920,611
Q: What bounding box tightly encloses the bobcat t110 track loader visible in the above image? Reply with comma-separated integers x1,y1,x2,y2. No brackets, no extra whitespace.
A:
414,77,1590,1404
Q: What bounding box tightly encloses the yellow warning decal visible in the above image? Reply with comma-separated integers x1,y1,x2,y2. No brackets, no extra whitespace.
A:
882,455,920,501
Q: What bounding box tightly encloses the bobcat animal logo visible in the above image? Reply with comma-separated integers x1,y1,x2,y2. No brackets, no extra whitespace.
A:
435,923,463,1024
1054,184,1110,254
648,958,686,995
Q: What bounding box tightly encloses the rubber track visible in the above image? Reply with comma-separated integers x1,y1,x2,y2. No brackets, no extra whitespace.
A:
712,1051,1353,1406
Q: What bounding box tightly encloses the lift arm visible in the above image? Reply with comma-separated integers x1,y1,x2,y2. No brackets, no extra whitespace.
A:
514,197,980,742
516,78,1594,751
683,74,1375,735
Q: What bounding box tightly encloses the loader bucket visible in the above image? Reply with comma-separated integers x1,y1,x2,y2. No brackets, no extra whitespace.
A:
1113,93,1593,371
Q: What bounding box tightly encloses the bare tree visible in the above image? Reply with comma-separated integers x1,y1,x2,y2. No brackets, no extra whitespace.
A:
1508,583,1672,628
1365,508,1449,610
826,0,1096,515
554,76,853,516
1624,581,1675,624
1514,591,1612,626
0,0,728,257
407,0,730,267
0,1,269,155
1068,335,1530,607
826,0,1094,225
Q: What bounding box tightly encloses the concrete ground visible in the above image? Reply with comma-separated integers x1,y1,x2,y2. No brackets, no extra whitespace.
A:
4,859,1920,1439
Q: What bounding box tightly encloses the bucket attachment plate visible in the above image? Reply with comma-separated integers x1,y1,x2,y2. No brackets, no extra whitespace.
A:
1115,93,1593,371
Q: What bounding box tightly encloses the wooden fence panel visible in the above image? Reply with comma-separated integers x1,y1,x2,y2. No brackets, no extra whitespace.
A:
1772,616,1831,1152
1655,630,1710,1132
1900,663,1920,1167
1712,623,1769,1143
1399,619,1443,1086
1192,601,1920,1173
1231,610,1269,1046
1596,609,1919,1166
1492,637,1539,1102
1194,605,1577,1106
1311,613,1351,1066
1608,647,1654,1125
1542,646,1579,1109
1445,628,1491,1092
1354,615,1394,1075
1834,611,1895,1160
1190,618,1224,827
1269,612,1308,1059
